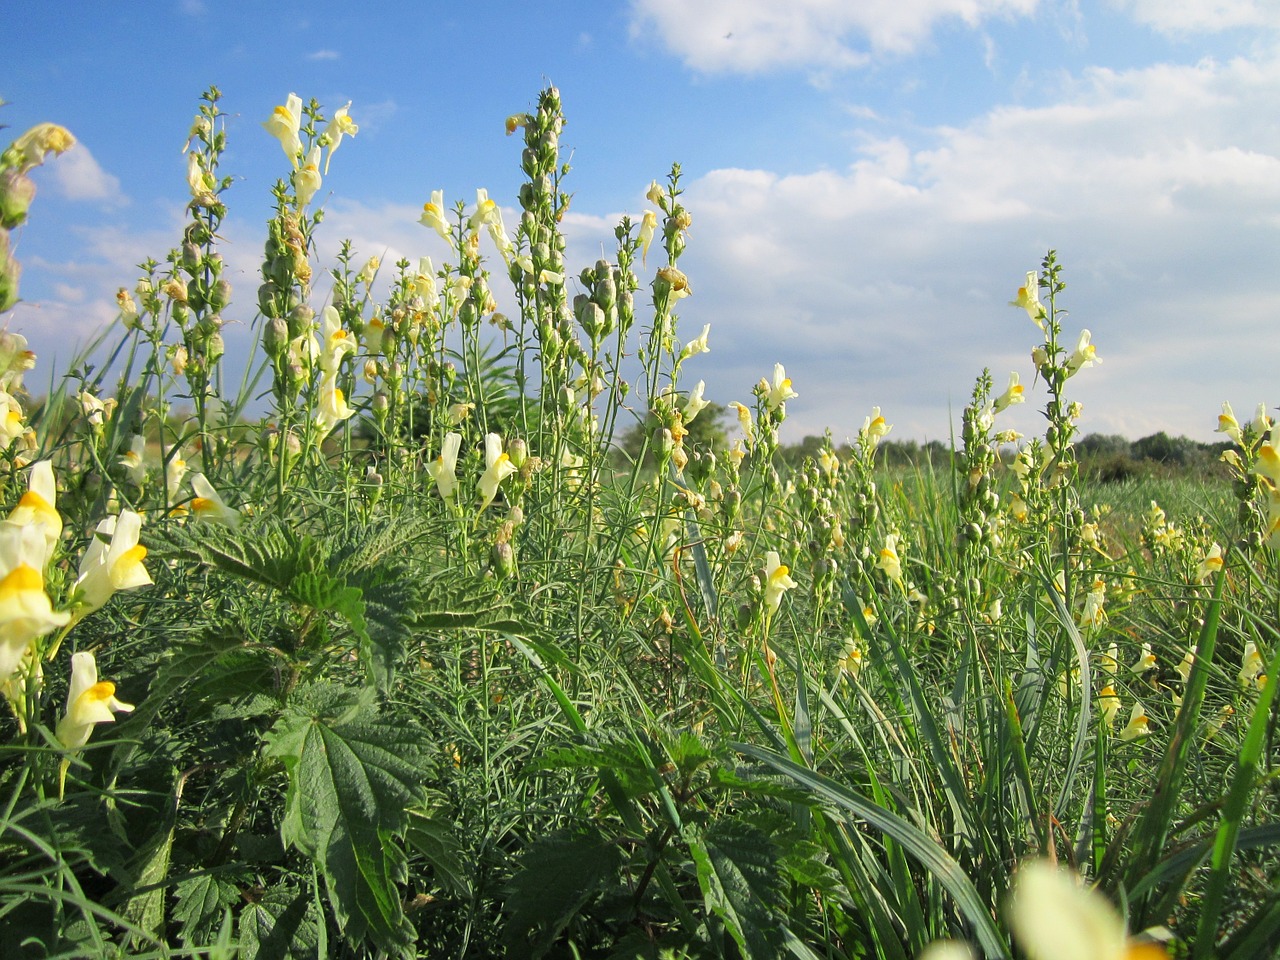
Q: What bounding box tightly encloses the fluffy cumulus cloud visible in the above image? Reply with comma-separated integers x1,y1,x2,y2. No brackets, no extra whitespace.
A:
661,50,1280,442
1111,0,1280,34
629,0,1040,72
50,145,124,205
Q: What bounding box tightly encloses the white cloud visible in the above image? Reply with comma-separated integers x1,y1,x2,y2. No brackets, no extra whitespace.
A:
308,49,341,61
1111,0,1280,34
656,50,1280,442
629,0,1039,73
50,145,124,205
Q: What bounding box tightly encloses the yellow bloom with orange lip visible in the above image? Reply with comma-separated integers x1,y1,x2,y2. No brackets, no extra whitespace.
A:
419,190,451,242
0,521,70,685
993,372,1024,413
761,363,797,412
639,210,658,266
9,460,61,566
1216,401,1242,445
1009,271,1044,330
295,144,322,206
189,475,241,528
322,102,358,174
477,433,517,512
315,374,355,438
762,551,797,617
56,651,134,753
73,509,151,614
877,534,903,583
428,432,462,501
263,93,304,167
1119,702,1151,741
1195,542,1223,582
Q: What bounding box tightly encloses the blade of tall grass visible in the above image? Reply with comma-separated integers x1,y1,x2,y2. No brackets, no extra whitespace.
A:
734,742,1012,959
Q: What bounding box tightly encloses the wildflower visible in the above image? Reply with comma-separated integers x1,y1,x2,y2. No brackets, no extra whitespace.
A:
1009,493,1029,522
428,432,462,501
295,144,322,206
322,102,357,174
171,345,189,376
726,438,747,469
639,210,658,266
356,256,380,287
504,114,528,136
877,533,903,582
683,380,709,424
1239,641,1264,688
1216,402,1243,445
860,407,891,447
1008,860,1168,960
419,190,451,242
1119,702,1150,741
655,265,691,299
1099,685,1121,729
760,363,797,412
410,256,439,310
56,651,134,752
1252,402,1272,437
263,93,304,166
836,638,863,680
1205,704,1234,742
315,374,355,438
0,521,71,685
818,448,839,479
993,372,1025,413
1195,542,1223,582
727,402,754,449
9,460,62,566
164,453,187,503
1254,426,1280,487
186,151,215,205
1130,642,1156,674
1098,642,1120,677
678,324,711,363
189,475,241,528
1009,271,1044,329
1175,649,1195,684
73,509,151,614
1080,578,1107,629
0,331,35,392
1064,329,1100,377
319,306,356,375
182,114,211,153
646,180,665,205
0,391,26,447
762,551,797,617
477,433,517,512
447,403,474,426
468,188,513,260
7,123,76,173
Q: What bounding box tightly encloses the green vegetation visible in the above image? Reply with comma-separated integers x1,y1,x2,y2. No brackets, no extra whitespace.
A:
0,87,1275,960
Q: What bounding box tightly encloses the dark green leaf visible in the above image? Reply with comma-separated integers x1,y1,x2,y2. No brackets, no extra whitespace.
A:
688,818,786,960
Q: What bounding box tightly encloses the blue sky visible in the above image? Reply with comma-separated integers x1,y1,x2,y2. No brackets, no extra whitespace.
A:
5,0,1280,444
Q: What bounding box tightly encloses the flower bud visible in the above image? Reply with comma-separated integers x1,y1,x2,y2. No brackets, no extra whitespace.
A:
286,304,314,339
492,541,516,579
208,278,232,312
508,438,528,468
263,316,290,358
0,170,36,229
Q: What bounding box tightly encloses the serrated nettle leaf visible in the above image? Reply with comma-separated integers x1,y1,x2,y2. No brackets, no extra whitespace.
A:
264,694,431,953
237,886,321,960
687,818,787,960
172,871,245,946
502,829,624,958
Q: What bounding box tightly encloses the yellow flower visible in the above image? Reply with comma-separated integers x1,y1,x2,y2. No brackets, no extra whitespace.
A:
263,93,304,167
419,190,451,242
1064,329,1100,377
0,521,70,685
993,372,1025,413
319,306,356,375
860,407,891,447
477,433,517,512
315,374,355,438
1175,649,1195,684
190,475,242,528
165,453,188,503
73,509,151,614
1254,427,1280,487
1099,685,1121,729
1216,401,1243,445
428,432,462,501
762,551,797,617
639,210,658,266
727,402,754,449
1239,641,1264,688
1195,542,1223,582
836,638,863,680
1009,271,1044,330
1119,702,1150,741
295,144,322,206
56,651,134,752
1008,860,1168,960
322,101,358,174
679,324,711,363
8,123,76,173
683,380,709,424
8,460,62,566
1130,642,1156,674
645,180,665,205
877,533,903,582
761,363,797,412
1079,578,1107,629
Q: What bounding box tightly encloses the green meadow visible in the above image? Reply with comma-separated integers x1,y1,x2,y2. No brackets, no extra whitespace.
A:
0,86,1275,959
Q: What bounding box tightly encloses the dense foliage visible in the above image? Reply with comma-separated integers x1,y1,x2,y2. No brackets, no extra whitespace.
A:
0,86,1276,959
